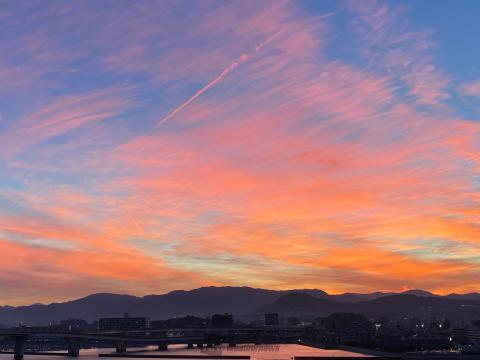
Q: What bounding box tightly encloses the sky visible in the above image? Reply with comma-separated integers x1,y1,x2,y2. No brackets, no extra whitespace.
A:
0,0,479,305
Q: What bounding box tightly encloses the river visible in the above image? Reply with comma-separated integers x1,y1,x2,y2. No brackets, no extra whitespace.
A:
0,344,370,360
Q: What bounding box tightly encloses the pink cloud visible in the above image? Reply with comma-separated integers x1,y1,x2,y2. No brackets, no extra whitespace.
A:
1,0,479,301
0,86,133,161
103,41,480,293
459,80,480,97
347,0,451,106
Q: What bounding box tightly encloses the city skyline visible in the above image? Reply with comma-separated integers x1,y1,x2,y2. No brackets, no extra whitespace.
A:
0,0,479,305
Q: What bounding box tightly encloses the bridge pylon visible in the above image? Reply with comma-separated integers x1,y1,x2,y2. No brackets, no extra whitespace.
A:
67,337,82,357
158,344,168,351
115,340,127,353
10,334,29,360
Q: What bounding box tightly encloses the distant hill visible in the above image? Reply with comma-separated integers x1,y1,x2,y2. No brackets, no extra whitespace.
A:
255,292,350,316
1,286,479,326
256,293,480,321
329,290,438,302
0,293,140,326
126,287,331,319
0,287,328,326
329,292,395,302
401,289,439,297
446,292,480,300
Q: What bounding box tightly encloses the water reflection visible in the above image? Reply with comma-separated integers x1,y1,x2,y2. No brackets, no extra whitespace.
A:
0,344,369,360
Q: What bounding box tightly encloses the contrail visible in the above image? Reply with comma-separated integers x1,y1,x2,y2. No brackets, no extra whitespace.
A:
156,30,284,127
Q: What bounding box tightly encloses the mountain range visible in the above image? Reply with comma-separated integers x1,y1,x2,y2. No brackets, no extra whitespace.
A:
1,286,479,326
256,292,480,320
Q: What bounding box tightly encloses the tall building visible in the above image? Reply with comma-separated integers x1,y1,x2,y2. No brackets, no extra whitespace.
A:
265,313,280,326
320,313,374,345
99,313,149,331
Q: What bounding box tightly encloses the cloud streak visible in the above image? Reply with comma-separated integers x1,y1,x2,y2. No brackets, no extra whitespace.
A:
0,0,479,304
156,30,284,127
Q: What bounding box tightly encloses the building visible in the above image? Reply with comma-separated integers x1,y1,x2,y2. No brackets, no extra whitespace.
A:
453,327,480,344
150,316,208,329
265,313,280,326
99,313,149,331
320,313,374,346
378,335,453,352
60,318,90,331
286,317,301,326
211,314,234,328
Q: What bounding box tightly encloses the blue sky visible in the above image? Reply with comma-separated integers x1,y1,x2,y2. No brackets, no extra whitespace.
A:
0,0,479,305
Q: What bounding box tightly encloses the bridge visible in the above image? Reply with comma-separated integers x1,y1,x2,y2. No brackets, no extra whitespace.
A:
0,327,303,360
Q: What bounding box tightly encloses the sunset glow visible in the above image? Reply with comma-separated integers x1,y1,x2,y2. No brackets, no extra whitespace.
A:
0,0,479,305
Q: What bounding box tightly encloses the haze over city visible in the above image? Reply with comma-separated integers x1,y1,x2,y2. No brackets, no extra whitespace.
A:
0,0,479,307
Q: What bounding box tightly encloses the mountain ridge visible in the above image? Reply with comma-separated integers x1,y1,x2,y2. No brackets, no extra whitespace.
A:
1,286,479,326
256,292,480,321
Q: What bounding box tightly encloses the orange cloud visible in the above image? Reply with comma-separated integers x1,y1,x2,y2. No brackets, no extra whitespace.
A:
0,0,479,304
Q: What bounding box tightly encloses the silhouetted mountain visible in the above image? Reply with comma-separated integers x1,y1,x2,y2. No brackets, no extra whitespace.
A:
329,292,395,302
0,287,327,326
126,287,280,319
331,290,439,302
257,293,480,321
401,289,439,297
361,294,480,320
328,293,364,302
446,292,480,300
0,293,140,326
2,286,479,326
255,292,350,315
126,287,329,319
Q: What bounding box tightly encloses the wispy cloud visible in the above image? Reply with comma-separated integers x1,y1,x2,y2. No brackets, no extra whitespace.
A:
0,0,479,303
347,0,451,106
156,30,284,127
